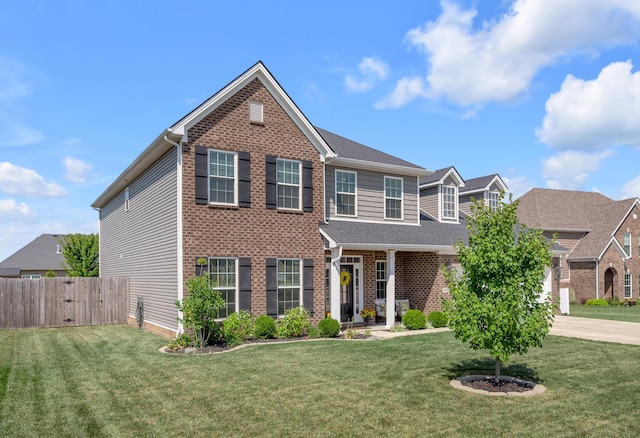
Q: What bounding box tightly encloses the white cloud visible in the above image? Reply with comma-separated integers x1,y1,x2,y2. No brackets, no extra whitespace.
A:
0,162,66,197
63,157,93,183
0,198,35,218
503,176,534,199
386,0,640,107
537,61,640,149
541,150,612,190
621,176,640,199
345,57,389,93
374,77,425,109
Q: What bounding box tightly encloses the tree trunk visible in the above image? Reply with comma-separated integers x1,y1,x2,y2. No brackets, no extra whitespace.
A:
495,357,501,381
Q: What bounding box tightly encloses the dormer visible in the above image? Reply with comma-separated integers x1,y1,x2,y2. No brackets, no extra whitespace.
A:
419,167,465,223
459,174,508,216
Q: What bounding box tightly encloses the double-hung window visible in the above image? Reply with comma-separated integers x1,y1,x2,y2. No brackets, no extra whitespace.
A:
624,232,632,257
487,191,499,211
209,150,236,205
376,261,387,299
335,170,356,216
277,159,300,210
209,258,237,319
278,259,301,315
624,273,632,299
442,185,457,220
385,176,403,219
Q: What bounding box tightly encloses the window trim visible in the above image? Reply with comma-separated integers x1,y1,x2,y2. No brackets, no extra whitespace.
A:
487,191,499,211
384,176,403,220
441,185,457,220
624,232,632,257
208,257,239,319
276,158,302,211
277,258,302,317
376,260,387,299
208,149,238,206
21,274,41,280
624,273,632,299
335,169,357,217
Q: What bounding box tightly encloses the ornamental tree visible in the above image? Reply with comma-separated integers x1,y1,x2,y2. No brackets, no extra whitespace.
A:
442,194,555,380
59,233,99,277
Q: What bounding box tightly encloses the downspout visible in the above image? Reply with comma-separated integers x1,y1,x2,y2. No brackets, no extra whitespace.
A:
92,206,101,277
595,260,599,299
164,135,184,334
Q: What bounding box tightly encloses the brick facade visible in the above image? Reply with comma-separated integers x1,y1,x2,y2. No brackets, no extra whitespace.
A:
181,78,326,321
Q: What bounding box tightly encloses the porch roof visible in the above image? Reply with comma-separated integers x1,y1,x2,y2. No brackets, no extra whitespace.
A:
320,214,469,253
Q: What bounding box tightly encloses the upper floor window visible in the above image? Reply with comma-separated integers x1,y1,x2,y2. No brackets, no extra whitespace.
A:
385,176,403,220
209,150,236,205
278,258,301,316
277,159,301,210
336,170,356,216
442,185,457,220
487,191,499,211
209,258,237,319
624,232,632,257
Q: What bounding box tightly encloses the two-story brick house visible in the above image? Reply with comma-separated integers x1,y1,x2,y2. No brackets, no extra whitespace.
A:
517,188,640,304
92,61,514,336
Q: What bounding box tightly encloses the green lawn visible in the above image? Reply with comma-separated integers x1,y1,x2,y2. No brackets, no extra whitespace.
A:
2,325,640,437
570,303,640,323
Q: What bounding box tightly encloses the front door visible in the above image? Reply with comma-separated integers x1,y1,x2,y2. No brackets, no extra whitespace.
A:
339,265,354,323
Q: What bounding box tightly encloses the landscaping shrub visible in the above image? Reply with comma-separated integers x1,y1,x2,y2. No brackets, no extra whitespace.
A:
585,298,609,306
318,317,341,338
166,333,192,351
222,310,255,346
402,309,427,330
255,315,276,339
276,306,310,338
607,297,622,306
427,311,448,328
307,325,320,339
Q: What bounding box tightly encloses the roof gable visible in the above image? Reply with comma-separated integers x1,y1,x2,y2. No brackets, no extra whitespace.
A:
419,167,464,188
0,234,66,271
460,174,507,195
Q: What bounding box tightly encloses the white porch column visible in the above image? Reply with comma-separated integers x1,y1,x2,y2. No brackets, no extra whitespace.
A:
330,247,342,322
386,250,396,329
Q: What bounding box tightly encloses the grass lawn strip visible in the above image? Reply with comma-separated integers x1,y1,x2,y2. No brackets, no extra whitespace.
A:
1,325,640,437
569,304,640,323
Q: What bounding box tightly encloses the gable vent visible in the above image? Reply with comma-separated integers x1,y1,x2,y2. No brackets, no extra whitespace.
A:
249,101,263,123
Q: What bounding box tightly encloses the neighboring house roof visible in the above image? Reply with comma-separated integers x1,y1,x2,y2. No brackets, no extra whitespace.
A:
460,174,507,195
320,213,468,253
517,188,638,261
419,166,464,188
0,234,66,273
0,268,20,277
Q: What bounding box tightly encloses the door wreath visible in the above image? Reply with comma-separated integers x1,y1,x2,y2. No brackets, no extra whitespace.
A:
340,271,352,286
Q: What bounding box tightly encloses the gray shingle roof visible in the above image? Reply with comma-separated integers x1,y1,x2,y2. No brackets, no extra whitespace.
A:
321,214,468,249
315,127,424,170
419,167,457,186
0,234,67,271
462,174,500,193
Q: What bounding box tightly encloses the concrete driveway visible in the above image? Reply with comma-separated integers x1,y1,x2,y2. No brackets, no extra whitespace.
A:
550,315,640,346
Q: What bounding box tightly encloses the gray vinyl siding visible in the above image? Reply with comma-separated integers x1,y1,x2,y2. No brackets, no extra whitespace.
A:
459,194,475,216
325,166,418,224
99,149,179,332
420,186,438,218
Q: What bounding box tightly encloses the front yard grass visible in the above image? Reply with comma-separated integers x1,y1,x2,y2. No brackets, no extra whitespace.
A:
570,303,640,323
1,325,640,437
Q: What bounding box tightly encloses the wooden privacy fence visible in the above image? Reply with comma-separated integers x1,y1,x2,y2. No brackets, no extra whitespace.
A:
0,277,129,330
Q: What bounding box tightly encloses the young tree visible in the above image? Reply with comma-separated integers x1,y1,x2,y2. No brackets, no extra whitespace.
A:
442,194,555,380
59,233,99,277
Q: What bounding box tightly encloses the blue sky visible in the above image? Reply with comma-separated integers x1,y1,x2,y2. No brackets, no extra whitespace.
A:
1,0,640,260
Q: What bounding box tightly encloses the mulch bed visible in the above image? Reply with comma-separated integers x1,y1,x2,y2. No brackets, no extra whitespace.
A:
459,376,535,393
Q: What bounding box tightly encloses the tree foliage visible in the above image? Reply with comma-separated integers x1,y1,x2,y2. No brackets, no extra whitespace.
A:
59,233,99,277
442,194,555,378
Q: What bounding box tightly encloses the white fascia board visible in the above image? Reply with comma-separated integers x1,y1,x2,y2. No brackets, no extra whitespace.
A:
459,175,508,195
327,156,430,177
170,62,335,160
598,236,629,261
319,228,338,249
610,198,640,237
419,168,464,189
331,242,459,254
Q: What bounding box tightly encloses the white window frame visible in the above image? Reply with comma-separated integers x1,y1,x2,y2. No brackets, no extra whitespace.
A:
376,260,387,299
624,232,632,257
277,258,302,316
208,257,238,319
276,158,301,210
487,191,499,211
124,186,130,212
335,170,357,217
441,185,457,220
21,275,41,279
384,176,403,220
208,150,238,206
624,273,632,299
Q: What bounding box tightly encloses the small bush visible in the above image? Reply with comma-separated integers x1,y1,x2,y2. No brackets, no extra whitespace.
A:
255,315,276,339
166,333,192,351
585,298,609,306
307,325,320,339
402,309,427,330
318,317,341,338
276,306,310,338
607,296,622,306
427,311,448,328
390,323,405,332
222,310,255,346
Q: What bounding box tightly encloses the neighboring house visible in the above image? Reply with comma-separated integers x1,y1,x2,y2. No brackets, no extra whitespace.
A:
0,234,67,278
517,188,640,303
92,61,517,337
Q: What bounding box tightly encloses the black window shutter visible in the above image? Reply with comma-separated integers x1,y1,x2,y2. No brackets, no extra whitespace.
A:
195,146,209,205
238,257,251,311
303,258,314,315
265,155,277,210
238,152,251,208
266,258,278,317
302,160,313,212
